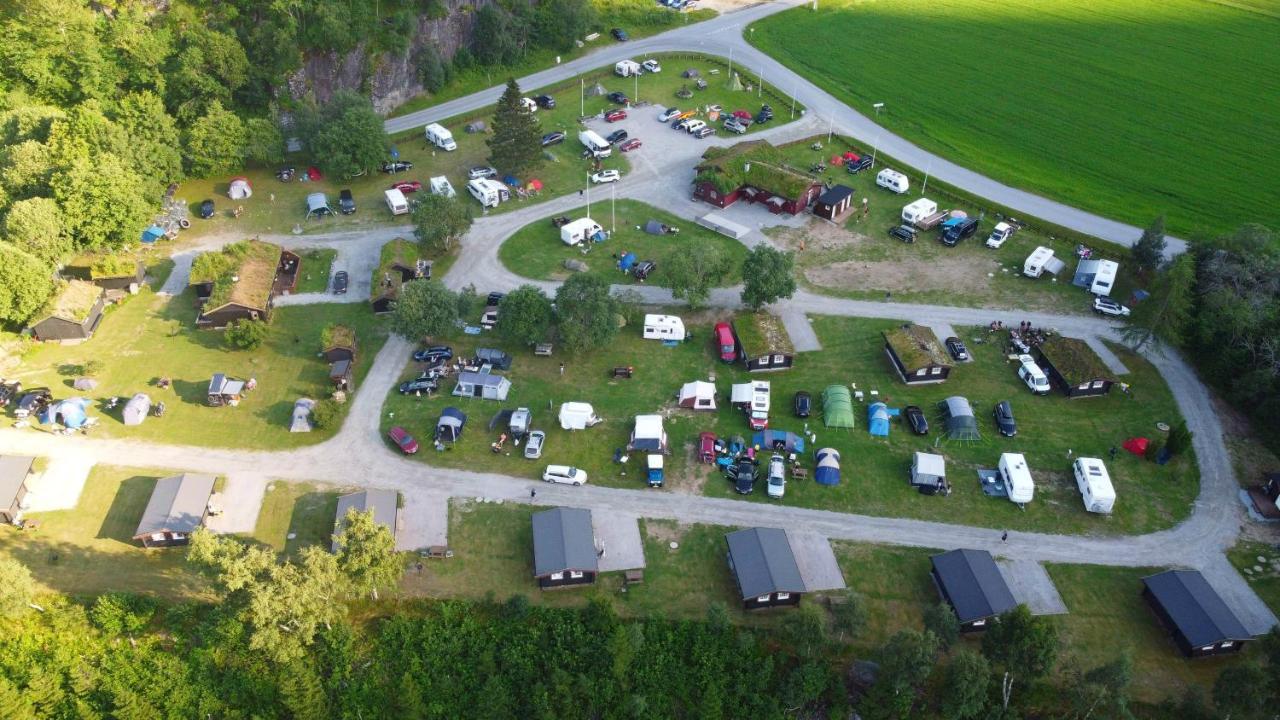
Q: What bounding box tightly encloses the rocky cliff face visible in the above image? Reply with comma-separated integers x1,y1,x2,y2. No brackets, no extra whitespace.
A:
288,0,488,115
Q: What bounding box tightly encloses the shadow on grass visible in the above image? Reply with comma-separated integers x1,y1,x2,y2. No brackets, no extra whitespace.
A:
283,491,340,557
96,475,159,543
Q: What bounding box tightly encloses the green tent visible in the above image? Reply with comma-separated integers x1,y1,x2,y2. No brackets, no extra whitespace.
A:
822,385,855,428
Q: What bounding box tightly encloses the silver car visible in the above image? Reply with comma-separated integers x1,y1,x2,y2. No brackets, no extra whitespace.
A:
766,454,786,499
523,430,545,459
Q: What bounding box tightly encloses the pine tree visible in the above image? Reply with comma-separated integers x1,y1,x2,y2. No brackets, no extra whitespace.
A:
487,78,543,176
1131,215,1167,275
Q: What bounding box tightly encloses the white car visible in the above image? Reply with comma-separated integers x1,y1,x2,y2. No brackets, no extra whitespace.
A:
1017,354,1051,395
523,430,545,459
542,465,587,486
520,97,538,113
642,59,661,73
1093,296,1131,317
684,119,707,134
658,107,681,122
591,169,621,184
985,221,1014,248
766,454,786,499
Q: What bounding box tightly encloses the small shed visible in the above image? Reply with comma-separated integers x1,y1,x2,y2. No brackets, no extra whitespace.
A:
122,393,151,426
822,385,855,429
332,488,400,552
883,324,951,384
27,281,106,343
132,473,215,548
678,381,717,410
910,452,947,494
436,407,467,442
814,447,841,486
207,374,246,406
0,455,36,524
732,313,794,372
290,398,315,432
813,184,855,220
321,324,357,363
930,549,1018,631
725,527,805,610
1034,336,1113,398
453,371,511,401
1142,569,1252,657
532,507,598,589
868,402,891,437
939,397,980,441
328,359,353,390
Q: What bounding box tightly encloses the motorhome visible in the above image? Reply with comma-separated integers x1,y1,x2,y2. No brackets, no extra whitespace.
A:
384,188,409,215
424,123,457,151
1073,457,1116,514
1024,246,1056,278
876,168,909,194
467,178,509,208
642,314,686,341
560,217,603,246
578,130,612,158
730,381,771,431
615,59,642,77
998,452,1035,505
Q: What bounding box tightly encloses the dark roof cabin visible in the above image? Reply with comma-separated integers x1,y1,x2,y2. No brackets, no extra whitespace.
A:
930,549,1017,631
1034,336,1113,398
813,184,855,221
531,507,597,589
190,240,299,328
725,527,805,610
883,324,952,385
732,312,794,372
332,489,400,552
321,324,357,363
329,359,353,389
88,256,146,291
0,455,36,524
1142,569,1252,657
693,141,824,216
371,239,431,314
133,473,215,548
27,280,105,343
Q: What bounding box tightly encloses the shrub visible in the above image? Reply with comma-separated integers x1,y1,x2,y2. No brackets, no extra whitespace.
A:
310,399,341,429
224,318,268,350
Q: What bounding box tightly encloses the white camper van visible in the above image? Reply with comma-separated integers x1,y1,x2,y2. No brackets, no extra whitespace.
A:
876,168,909,194
642,314,686,341
1017,354,1051,395
467,178,509,208
558,402,602,430
901,198,939,226
998,452,1035,505
615,59,642,77
429,176,456,198
1023,246,1056,278
1073,457,1116,514
579,130,612,158
384,188,409,215
424,123,457,151
560,218,603,246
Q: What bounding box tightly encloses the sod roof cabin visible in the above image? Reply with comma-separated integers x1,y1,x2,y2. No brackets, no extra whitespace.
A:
1033,336,1114,398
190,240,299,328
883,324,952,384
27,280,106,343
321,324,357,363
732,312,794,372
371,238,432,314
693,140,824,215
62,253,146,292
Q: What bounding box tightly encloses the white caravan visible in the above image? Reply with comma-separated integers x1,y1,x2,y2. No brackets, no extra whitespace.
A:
998,452,1035,505
1073,457,1116,514
642,314,686,341
424,123,457,151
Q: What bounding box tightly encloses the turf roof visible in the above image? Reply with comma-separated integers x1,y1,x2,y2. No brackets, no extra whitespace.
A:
1037,335,1111,386
322,323,356,351
190,240,282,311
734,312,794,355
86,254,140,280
371,238,422,301
38,280,101,323
883,324,950,369
696,141,818,199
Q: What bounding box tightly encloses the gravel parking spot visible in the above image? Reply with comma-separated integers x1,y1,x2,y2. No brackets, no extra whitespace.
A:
787,530,846,592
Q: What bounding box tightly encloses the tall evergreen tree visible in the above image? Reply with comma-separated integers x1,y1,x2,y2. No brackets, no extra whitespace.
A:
1131,215,1167,275
1121,252,1196,351
487,78,543,176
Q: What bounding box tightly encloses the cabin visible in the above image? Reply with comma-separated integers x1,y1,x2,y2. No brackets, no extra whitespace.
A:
0,455,36,524
883,324,952,384
693,141,824,216
930,549,1017,631
190,240,299,328
371,238,431,314
85,256,146,292
1034,336,1113,398
132,473,216,548
27,280,105,343
329,359,353,390
725,527,805,610
732,312,795,372
321,324,357,363
1142,569,1252,657
812,184,855,221
332,489,401,552
531,507,598,589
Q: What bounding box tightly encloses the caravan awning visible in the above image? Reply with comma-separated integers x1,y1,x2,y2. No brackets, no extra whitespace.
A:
1043,256,1067,276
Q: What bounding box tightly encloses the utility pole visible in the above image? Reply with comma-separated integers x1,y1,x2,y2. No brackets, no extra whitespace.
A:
790,85,797,119
580,79,584,117
921,158,932,197
611,183,616,233
728,46,734,78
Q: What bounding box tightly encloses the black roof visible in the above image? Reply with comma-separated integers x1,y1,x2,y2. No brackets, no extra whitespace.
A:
531,507,597,577
725,527,805,599
816,184,854,206
1143,569,1252,647
931,549,1017,623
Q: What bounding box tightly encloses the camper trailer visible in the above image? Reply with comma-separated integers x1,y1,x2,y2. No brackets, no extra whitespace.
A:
998,453,1035,505
429,176,456,198
1024,246,1056,278
901,198,943,228
467,178,510,208
384,188,409,215
630,414,668,453
615,59,642,77
876,168,909,194
425,123,457,151
560,218,604,246
1073,457,1116,514
578,130,613,158
1073,259,1120,296
642,314,686,341
730,381,771,431
559,402,602,430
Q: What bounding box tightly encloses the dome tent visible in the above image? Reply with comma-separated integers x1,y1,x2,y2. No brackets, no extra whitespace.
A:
123,393,151,426
821,385,854,428
814,448,841,486
868,402,891,437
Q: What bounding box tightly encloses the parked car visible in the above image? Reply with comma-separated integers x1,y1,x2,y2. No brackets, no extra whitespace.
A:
693,126,714,139
607,91,629,105
390,180,422,193
198,199,215,219
486,291,506,306
413,345,454,363
524,430,546,459
398,376,439,395
605,109,628,122
611,27,629,41
1093,296,1131,317
724,117,748,134
381,161,414,173
940,217,979,246
904,405,928,435
889,225,917,243
534,94,556,109
541,131,566,147
642,59,661,73
14,388,51,419
845,156,874,174
993,401,1017,437
338,189,356,214
699,432,717,463
332,271,348,295
730,458,757,495
606,129,629,145
591,169,621,184
945,337,969,361
468,166,498,180
986,221,1015,248
1017,355,1051,395
0,380,21,406
672,117,693,131
684,119,707,134
793,391,812,418
756,104,774,124
387,426,419,454
543,465,587,486
658,107,681,122
766,454,786,499
631,259,655,280
620,138,643,152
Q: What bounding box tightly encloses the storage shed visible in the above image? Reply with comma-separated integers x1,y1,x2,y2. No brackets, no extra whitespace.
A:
725,527,805,610
332,488,400,552
27,280,105,343
1142,570,1252,657
0,455,35,524
132,473,215,548
883,324,951,384
532,507,598,589
1034,336,1114,398
452,372,511,401
930,549,1018,631
732,313,794,372
812,184,854,220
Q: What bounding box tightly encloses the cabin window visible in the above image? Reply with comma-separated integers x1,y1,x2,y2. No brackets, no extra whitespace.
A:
569,571,584,579
915,368,927,377
171,533,186,541
150,533,166,542
757,594,771,603
1221,641,1234,648
1091,380,1106,389
1078,383,1090,390
1200,645,1214,652
550,572,564,581
773,354,785,364
930,367,942,376
776,592,791,600
971,619,986,627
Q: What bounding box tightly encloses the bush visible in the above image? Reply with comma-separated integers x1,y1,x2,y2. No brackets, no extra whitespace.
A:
90,593,155,636
310,398,341,429
1165,420,1193,456
224,319,268,350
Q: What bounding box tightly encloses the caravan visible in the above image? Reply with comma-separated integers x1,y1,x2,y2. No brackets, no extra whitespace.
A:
876,168,909,194
1073,258,1120,296
384,188,409,215
429,176,456,198
730,381,771,430
560,217,604,246
467,178,510,208
615,59,642,77
998,452,1035,505
901,198,941,228
425,123,457,151
642,314,686,341
579,130,613,158
1073,457,1116,514
1024,246,1056,278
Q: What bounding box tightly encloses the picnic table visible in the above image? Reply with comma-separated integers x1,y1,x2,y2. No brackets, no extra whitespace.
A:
790,466,809,480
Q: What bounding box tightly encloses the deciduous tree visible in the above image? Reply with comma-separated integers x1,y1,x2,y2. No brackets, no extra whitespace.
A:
740,244,796,310
2,197,67,265
412,193,473,255
1122,252,1195,351
183,100,247,176
487,78,543,177
860,629,939,720
334,508,403,600
1131,215,1167,275
938,649,991,720
391,280,460,339
554,273,618,350
1065,654,1135,720
923,601,960,649
298,91,388,179
51,153,152,251
497,284,554,346
663,242,729,309
0,243,54,325
1212,662,1269,720
0,557,37,616
224,318,268,350
243,117,285,166
829,589,867,642
981,605,1059,709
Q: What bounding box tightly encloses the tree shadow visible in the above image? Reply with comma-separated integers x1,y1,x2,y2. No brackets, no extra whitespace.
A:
96,475,160,542
171,379,211,407
282,491,340,557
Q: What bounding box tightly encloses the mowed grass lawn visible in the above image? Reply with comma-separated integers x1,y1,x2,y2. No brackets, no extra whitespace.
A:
499,200,749,286
10,290,389,449
384,314,1196,536
749,0,1280,237
293,249,337,294
1228,540,1280,616
250,481,343,558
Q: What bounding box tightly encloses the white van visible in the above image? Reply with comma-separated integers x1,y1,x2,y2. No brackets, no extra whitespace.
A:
384,188,409,215
901,198,938,226
876,168,909,194
520,97,538,113
425,123,456,151
615,60,641,77
642,314,685,341
1017,354,1051,394
578,130,612,158
429,176,456,198
560,217,603,246
467,178,509,208
1073,457,1116,514
684,119,707,134
1023,246,1056,278
999,452,1035,505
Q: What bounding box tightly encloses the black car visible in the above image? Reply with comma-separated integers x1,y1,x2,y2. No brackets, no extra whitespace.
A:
399,376,439,395
486,292,506,307
0,380,22,406
15,388,52,418
332,271,349,295
945,337,969,361
611,27,629,41
940,217,979,246
338,189,356,214
889,225,917,243
413,346,454,364
729,459,757,494
845,156,874,174
756,104,774,124
381,160,414,173
632,260,656,281
672,117,692,131
199,199,215,219
993,401,1017,437
793,391,812,418
541,131,566,147
606,129,628,145
903,405,928,435
607,91,629,105
534,94,556,109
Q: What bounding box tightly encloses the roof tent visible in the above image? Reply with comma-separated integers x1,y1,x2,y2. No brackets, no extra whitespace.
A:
814,447,841,486
821,385,855,428
1142,569,1253,657
436,406,467,442
931,549,1018,629
631,414,667,452
868,402,890,437
939,396,980,441
122,393,151,426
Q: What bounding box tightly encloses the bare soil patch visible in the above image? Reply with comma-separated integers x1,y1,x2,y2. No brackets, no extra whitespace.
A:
644,518,691,545
805,255,993,295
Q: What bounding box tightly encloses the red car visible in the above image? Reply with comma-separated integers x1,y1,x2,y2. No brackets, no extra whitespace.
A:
605,109,627,122
698,432,717,464
620,138,642,152
713,322,736,362
387,426,419,454
390,180,422,193
732,109,752,120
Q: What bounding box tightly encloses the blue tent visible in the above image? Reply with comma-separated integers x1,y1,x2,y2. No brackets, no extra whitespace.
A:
503,175,521,187
141,225,165,243
868,402,890,437
40,397,90,429
814,447,841,486
617,252,637,271
590,230,607,243
753,430,805,454
436,406,467,442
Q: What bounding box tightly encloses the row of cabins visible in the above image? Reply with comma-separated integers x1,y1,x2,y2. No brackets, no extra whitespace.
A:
26,258,147,343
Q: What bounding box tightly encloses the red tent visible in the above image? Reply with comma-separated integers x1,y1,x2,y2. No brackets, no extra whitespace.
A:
829,155,845,166
1122,437,1149,456
843,151,861,162
307,166,323,181
527,178,543,192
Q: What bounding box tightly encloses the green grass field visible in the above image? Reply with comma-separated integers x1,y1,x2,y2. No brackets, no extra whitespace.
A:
250,481,343,558
499,200,749,286
1228,539,1280,616
293,249,337,294
749,0,1280,238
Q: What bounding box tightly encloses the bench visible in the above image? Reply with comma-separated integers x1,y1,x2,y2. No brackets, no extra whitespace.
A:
534,343,553,356
611,366,634,379
790,466,809,480
625,569,644,585
423,546,453,559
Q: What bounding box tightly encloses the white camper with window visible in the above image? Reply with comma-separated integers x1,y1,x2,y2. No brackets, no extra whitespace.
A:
467,178,509,208
1073,457,1116,514
429,176,456,198
615,59,642,77
998,452,1035,505
425,123,457,151
384,188,409,215
1024,246,1056,278
1086,259,1119,296
901,198,938,226
876,168,909,194
558,402,602,430
642,314,685,341
630,414,668,452
578,130,612,158
560,218,603,246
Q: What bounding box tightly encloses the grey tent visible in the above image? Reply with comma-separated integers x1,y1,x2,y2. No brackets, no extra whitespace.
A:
436,406,467,442
643,220,666,235
453,372,511,401
682,68,700,78
586,82,608,97
132,473,215,547
939,396,980,441
306,192,333,218
465,120,487,133
290,398,315,432
122,393,151,426
564,259,589,272
474,347,513,370
73,378,98,391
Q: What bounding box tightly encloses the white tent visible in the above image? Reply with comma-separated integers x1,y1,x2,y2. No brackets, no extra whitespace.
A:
630,414,667,452
559,402,601,430
122,393,151,426
290,398,315,433
910,452,946,488
1074,457,1116,514
678,381,717,410
998,452,1035,505
306,192,333,217
228,177,252,200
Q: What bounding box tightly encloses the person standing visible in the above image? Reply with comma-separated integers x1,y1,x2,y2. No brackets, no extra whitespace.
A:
1001,530,1008,542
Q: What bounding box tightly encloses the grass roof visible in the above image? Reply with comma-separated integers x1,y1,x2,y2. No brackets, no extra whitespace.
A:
734,312,794,355
883,324,950,369
88,255,140,280
696,141,818,200
321,323,356,350
190,240,282,311
37,280,101,323
371,238,421,301
1037,336,1112,385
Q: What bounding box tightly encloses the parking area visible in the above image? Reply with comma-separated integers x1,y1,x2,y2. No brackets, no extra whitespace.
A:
23,453,93,513
206,473,269,535
787,529,847,592
398,489,450,551
998,558,1068,615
